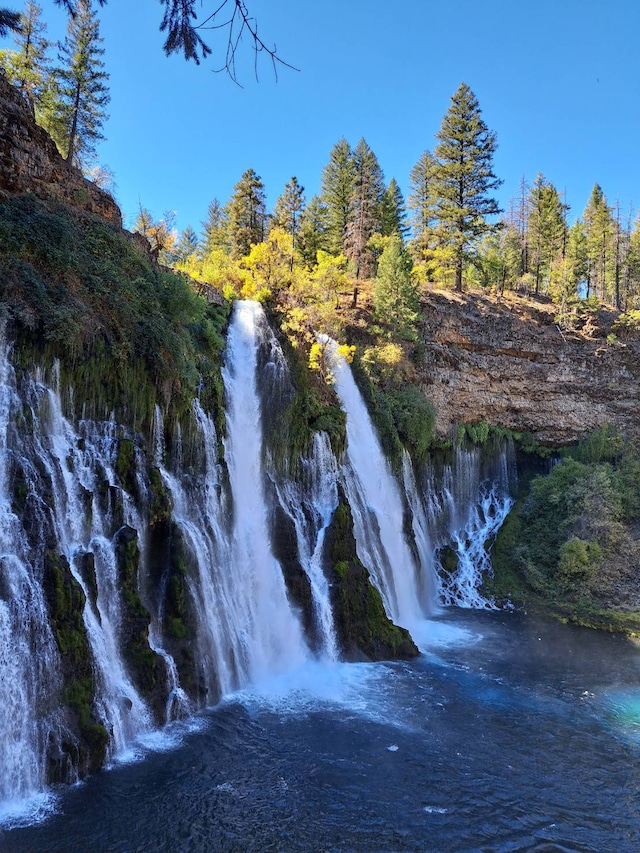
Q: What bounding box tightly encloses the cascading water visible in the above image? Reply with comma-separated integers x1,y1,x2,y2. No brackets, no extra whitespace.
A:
0,298,523,826
154,400,249,699
0,336,63,822
327,343,433,631
428,445,515,607
29,368,152,755
271,431,340,660
221,300,309,680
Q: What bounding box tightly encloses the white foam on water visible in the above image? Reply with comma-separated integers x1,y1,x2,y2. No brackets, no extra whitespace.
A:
0,791,58,830
409,618,483,652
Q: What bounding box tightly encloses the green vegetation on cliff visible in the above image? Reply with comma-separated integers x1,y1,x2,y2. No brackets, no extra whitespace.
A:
0,193,230,433
492,428,640,634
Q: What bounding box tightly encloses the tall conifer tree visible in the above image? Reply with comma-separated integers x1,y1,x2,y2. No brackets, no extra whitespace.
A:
226,168,266,257
271,176,306,243
54,0,110,170
298,195,330,268
380,178,409,238
432,83,502,291
0,2,51,108
407,149,438,262
345,137,385,279
320,138,355,256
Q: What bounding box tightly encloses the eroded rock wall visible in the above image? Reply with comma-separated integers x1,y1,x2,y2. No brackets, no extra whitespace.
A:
418,289,640,445
0,72,122,226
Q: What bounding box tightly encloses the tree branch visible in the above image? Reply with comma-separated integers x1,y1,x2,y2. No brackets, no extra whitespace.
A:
51,0,297,80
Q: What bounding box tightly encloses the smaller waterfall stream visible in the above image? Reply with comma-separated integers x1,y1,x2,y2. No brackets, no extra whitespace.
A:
272,431,340,660
327,343,432,631
429,446,515,608
30,370,152,756
0,337,62,821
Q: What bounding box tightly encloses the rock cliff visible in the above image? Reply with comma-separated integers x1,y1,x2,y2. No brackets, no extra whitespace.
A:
417,289,640,445
0,70,122,226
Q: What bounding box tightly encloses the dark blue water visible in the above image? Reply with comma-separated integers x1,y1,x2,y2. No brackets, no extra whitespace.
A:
3,610,640,852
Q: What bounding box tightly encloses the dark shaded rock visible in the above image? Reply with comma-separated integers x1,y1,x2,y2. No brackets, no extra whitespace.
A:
270,503,318,651
114,525,167,723
323,494,418,661
41,549,107,777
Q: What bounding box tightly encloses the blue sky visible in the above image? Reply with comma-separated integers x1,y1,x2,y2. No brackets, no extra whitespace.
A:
4,0,640,234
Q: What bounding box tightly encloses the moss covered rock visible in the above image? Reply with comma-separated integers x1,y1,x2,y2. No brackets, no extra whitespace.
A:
42,549,108,777
114,525,167,722
323,497,418,661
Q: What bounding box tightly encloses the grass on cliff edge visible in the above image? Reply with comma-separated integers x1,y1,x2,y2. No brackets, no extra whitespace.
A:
0,193,230,428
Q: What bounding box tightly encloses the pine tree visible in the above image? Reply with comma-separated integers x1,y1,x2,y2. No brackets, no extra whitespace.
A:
407,149,438,263
226,168,266,258
380,178,408,238
0,9,21,37
526,174,568,295
53,0,110,170
200,197,229,255
320,137,355,256
174,225,199,264
298,195,330,268
0,1,51,109
271,176,306,242
583,184,615,301
373,233,419,339
432,83,502,291
344,137,385,279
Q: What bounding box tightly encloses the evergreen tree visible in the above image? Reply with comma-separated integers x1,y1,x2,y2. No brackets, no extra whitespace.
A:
432,83,502,291
0,8,21,37
526,174,568,295
200,197,229,255
173,225,199,264
0,1,51,108
226,168,266,258
298,195,330,268
320,137,355,256
344,137,385,279
626,212,640,307
407,149,438,263
583,184,615,301
53,0,110,170
380,178,408,238
271,176,306,242
373,233,419,339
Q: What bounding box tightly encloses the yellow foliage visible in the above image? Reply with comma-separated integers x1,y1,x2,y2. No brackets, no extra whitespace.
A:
361,343,413,387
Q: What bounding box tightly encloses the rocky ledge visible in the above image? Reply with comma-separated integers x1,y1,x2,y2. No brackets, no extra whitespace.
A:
0,70,122,226
417,289,640,445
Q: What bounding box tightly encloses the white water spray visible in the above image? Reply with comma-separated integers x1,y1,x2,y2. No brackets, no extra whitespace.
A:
272,431,340,660
327,343,432,631
222,301,309,680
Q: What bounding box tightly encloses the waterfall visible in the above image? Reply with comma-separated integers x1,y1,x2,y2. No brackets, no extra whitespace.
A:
221,301,309,679
0,336,63,820
29,368,152,756
271,431,340,660
327,344,432,631
428,446,515,608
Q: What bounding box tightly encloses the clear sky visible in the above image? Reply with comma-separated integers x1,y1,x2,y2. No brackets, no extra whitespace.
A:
4,0,640,234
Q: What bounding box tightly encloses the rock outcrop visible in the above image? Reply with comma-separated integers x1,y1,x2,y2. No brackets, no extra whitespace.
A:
0,71,122,226
417,289,640,445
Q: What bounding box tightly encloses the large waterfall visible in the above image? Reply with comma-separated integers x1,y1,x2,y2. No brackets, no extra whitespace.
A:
220,300,309,679
0,301,518,825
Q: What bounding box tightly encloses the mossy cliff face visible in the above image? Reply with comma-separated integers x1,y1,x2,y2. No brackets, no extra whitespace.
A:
42,550,109,777
323,495,419,661
114,525,167,722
